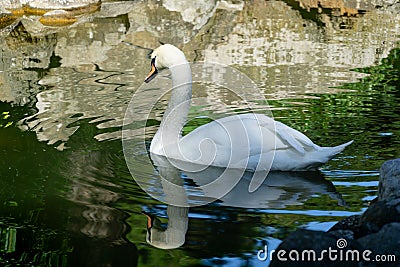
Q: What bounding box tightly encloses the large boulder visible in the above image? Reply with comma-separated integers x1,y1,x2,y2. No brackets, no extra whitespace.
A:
359,199,400,236
357,223,400,265
269,229,362,267
328,215,361,239
272,159,400,266
378,158,400,202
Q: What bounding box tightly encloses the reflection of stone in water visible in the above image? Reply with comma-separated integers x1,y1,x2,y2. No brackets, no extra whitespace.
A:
124,0,222,48
63,149,141,266
161,0,244,31
81,205,126,239
14,12,134,149
3,0,400,151
296,0,360,15
296,0,398,14
5,23,56,69
19,66,135,150
0,23,55,104
0,0,103,36
2,0,100,16
63,150,128,240
0,12,18,28
24,0,100,16
201,0,400,96
163,0,217,30
39,10,78,26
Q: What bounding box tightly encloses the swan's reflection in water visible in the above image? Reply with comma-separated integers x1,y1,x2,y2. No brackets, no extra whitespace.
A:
143,153,346,249
143,206,188,250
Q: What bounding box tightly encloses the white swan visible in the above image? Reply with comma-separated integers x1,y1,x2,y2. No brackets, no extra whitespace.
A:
145,44,352,176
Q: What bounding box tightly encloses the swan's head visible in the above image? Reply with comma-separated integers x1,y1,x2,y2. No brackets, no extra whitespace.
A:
144,44,188,83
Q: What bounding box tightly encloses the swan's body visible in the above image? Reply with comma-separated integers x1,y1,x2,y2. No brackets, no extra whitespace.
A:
145,44,353,173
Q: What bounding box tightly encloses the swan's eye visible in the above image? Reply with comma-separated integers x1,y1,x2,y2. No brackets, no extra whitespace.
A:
147,50,153,59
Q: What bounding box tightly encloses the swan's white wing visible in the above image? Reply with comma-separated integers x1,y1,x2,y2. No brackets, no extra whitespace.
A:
164,113,349,173
177,114,270,169
272,120,319,154
179,114,258,168
179,113,317,162
240,114,317,155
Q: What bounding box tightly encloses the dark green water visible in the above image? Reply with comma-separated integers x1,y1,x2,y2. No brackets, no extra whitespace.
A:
1,49,399,266
0,1,400,266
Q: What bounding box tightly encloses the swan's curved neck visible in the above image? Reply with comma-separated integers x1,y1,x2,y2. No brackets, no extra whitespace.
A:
154,62,192,148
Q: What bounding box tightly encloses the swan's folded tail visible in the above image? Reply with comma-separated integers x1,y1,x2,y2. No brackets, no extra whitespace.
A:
323,140,353,159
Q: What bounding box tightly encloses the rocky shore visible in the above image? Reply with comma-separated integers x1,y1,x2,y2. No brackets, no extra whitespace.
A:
270,158,400,267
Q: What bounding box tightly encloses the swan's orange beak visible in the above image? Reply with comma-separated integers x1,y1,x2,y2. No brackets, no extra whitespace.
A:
144,57,158,83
